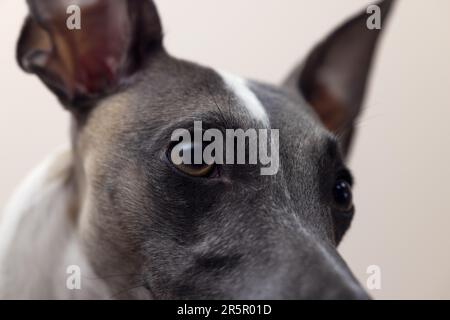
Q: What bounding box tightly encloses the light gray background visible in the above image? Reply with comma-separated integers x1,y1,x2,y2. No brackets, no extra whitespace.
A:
1,0,449,299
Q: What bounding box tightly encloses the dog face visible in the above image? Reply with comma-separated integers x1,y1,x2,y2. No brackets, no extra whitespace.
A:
17,0,394,299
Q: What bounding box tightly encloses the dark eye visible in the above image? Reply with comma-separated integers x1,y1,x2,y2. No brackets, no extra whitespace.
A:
168,142,216,177
333,179,353,211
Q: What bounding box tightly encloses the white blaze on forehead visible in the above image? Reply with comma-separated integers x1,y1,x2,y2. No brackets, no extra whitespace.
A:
218,71,269,126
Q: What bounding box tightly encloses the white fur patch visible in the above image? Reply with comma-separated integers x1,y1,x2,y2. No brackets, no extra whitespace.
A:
218,71,269,126
0,147,109,299
0,147,70,261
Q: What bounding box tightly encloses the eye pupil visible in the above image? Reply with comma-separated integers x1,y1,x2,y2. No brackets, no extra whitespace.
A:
333,180,353,210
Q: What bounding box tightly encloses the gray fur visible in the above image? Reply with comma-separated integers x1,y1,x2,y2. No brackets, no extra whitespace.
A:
2,0,396,299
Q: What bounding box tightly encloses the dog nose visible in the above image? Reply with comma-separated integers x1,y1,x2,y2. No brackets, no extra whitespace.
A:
248,233,371,300
311,277,371,300
235,257,370,300
285,244,370,300
270,264,371,300
329,286,371,300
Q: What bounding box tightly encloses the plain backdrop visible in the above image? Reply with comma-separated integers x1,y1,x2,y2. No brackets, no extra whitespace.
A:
1,0,449,299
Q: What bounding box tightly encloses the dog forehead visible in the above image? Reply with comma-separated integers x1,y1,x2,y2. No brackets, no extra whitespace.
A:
133,63,272,128
216,71,270,126
246,79,336,165
83,56,324,153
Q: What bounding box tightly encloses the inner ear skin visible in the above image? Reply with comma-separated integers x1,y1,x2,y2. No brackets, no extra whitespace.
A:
308,84,348,133
285,0,395,157
17,0,163,109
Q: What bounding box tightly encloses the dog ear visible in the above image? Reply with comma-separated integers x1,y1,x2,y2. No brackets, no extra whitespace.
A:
285,0,395,156
17,0,162,109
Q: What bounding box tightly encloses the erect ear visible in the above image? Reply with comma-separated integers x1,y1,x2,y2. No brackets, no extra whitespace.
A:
17,0,162,109
284,0,395,157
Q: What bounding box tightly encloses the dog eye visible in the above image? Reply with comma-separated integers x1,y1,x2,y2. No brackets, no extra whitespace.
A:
333,179,353,211
168,143,216,177
174,162,215,177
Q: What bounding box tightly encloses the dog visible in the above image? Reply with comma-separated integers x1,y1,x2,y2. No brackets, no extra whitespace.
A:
0,0,395,299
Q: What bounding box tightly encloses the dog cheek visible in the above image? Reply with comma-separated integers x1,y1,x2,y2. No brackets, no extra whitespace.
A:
332,210,354,245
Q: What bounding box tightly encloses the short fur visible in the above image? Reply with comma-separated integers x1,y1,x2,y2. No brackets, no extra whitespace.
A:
0,0,395,299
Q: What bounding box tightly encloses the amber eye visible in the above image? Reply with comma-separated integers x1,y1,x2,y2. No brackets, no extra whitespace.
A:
168,142,215,177
333,179,353,211
174,162,215,177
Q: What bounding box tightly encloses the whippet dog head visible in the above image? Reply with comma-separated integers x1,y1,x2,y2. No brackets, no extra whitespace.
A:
5,0,394,299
